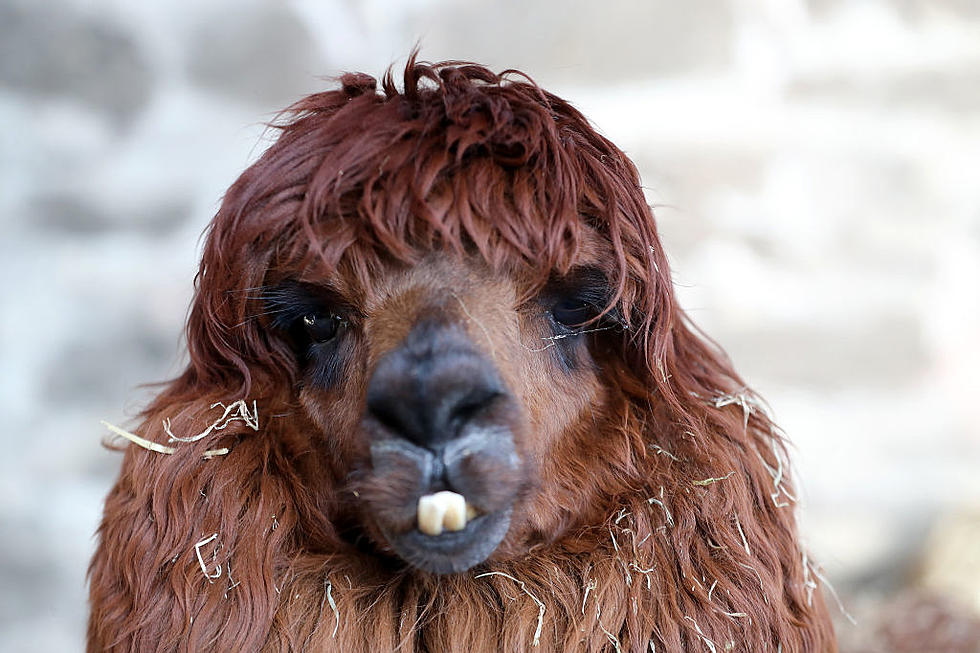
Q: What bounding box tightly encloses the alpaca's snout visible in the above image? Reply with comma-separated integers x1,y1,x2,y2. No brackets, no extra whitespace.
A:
365,318,512,449
359,318,525,573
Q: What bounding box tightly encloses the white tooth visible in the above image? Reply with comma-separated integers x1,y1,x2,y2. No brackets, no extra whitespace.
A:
417,494,447,536
442,492,467,532
465,503,478,521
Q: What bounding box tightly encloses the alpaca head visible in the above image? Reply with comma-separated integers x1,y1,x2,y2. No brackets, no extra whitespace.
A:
264,244,633,573
91,54,837,653
185,57,679,575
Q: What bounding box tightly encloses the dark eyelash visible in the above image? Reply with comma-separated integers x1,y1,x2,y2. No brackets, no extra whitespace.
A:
259,281,351,330
551,269,624,328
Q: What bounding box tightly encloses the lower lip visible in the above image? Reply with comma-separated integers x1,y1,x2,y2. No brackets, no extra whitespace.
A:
405,512,491,550
382,507,513,574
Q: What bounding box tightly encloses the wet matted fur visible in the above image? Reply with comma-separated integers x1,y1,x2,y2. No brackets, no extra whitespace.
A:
88,56,837,652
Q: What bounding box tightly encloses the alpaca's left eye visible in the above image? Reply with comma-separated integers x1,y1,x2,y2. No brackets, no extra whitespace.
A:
302,312,343,343
552,299,598,329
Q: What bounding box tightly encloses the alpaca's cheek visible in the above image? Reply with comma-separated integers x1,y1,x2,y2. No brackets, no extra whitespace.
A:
513,350,604,463
296,366,371,462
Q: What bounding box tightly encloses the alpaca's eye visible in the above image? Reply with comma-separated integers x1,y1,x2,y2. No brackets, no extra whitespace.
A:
302,312,342,343
552,299,597,329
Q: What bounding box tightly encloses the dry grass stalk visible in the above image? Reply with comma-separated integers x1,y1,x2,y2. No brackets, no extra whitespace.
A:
102,420,176,455
683,615,718,653
325,578,340,638
647,487,674,527
582,577,597,615
738,563,770,606
164,399,258,443
650,443,680,461
224,561,240,599
194,533,222,583
809,562,856,625
711,391,764,430
800,550,817,608
733,513,751,556
475,571,545,647
101,421,229,458
523,324,618,353
692,472,736,487
595,602,623,652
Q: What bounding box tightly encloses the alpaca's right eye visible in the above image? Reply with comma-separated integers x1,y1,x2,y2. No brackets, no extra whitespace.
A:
551,299,598,329
302,312,343,343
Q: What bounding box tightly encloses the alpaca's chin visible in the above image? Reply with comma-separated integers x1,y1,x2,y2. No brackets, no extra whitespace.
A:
382,506,513,574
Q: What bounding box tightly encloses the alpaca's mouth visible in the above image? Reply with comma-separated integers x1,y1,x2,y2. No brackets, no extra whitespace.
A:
382,497,514,575
367,481,518,575
361,424,524,574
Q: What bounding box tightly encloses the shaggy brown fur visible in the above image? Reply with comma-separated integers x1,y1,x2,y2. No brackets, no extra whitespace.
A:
88,55,837,651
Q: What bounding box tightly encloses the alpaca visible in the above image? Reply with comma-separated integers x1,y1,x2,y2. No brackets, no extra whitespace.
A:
88,56,837,652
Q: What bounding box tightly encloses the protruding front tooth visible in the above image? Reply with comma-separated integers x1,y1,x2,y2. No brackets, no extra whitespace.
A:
417,491,471,535
417,493,448,536
466,503,478,521
442,492,467,532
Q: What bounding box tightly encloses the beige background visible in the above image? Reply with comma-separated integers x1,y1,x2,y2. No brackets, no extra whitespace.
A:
1,0,978,649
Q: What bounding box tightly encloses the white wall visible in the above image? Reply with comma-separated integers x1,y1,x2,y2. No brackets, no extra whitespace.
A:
1,0,978,648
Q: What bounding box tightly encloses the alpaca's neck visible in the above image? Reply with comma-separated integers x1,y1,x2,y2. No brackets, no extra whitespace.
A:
260,501,833,652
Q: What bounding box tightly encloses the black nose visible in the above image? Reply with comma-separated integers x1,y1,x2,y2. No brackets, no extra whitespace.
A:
366,320,505,449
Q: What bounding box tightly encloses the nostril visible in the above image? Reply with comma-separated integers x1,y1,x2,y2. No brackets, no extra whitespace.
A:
366,390,428,443
448,390,502,429
368,388,503,446
369,403,406,435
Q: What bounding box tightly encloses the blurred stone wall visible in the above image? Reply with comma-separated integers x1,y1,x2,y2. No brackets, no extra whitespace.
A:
1,0,978,649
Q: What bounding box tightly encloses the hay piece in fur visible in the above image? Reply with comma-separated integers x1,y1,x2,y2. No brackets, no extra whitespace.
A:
163,399,258,443
475,571,545,647
101,421,229,458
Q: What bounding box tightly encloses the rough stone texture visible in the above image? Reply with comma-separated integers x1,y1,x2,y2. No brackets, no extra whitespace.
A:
1,0,979,650
789,66,980,115
722,314,928,391
809,0,980,22
0,0,152,126
31,192,192,236
44,325,177,406
185,3,326,107
0,519,63,622
403,0,734,84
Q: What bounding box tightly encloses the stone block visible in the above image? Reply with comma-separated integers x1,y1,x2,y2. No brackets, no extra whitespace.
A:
185,3,325,107
30,192,191,237
44,323,177,407
0,1,151,125
788,66,980,116
720,313,928,391
407,0,735,85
